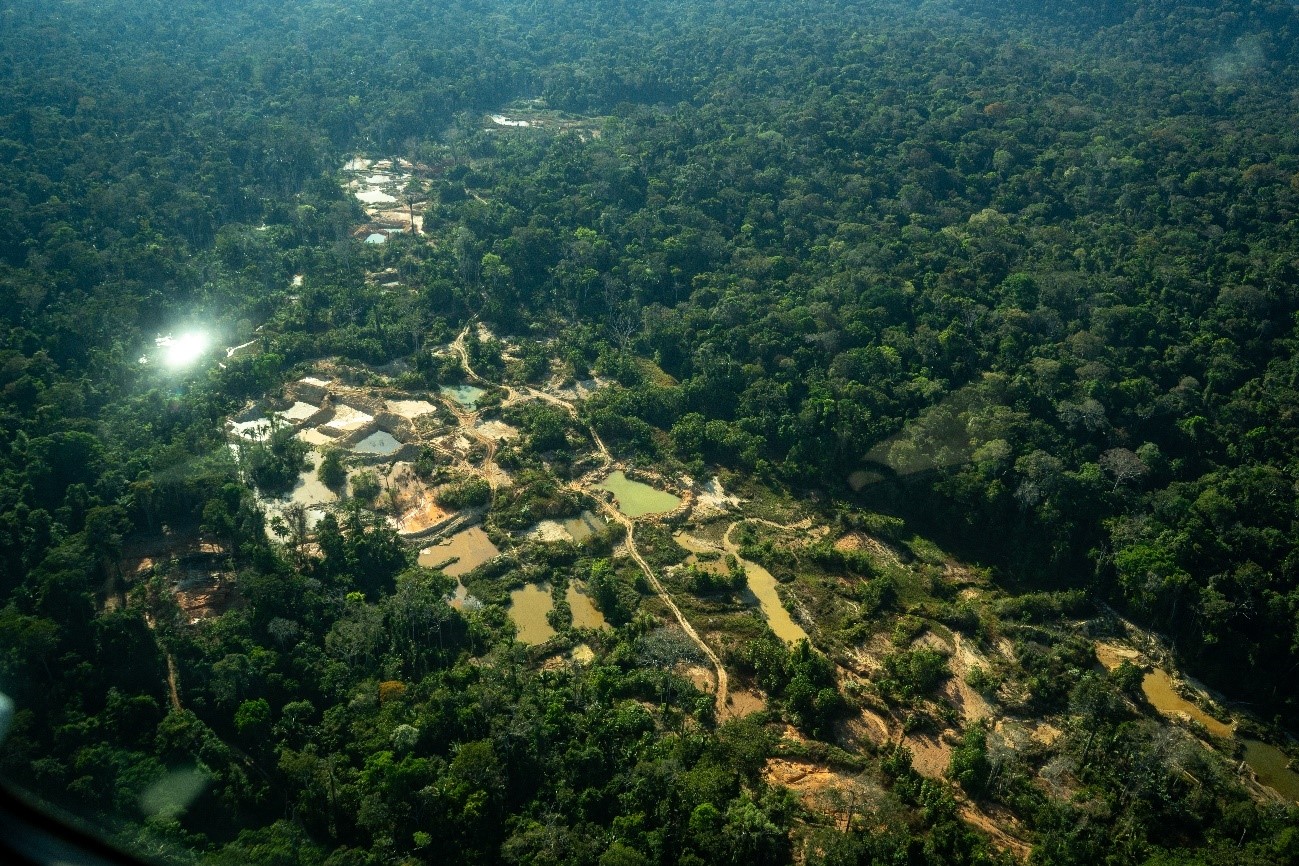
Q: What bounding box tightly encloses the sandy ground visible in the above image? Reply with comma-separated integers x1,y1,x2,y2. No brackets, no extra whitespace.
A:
958,803,1032,860
904,731,954,779
526,520,572,543
326,404,373,431
694,476,742,515
120,535,226,580
120,534,239,623
175,572,239,623
475,419,518,441
763,758,860,809
867,707,894,741
764,744,927,840
551,376,609,401
374,208,423,232
947,634,994,722
680,664,716,694
296,427,335,446
722,688,766,719
994,718,1063,751
387,399,438,418
1094,641,1141,670
383,463,451,535
393,496,450,536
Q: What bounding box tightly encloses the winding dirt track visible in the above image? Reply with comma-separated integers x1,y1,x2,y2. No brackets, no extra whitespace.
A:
451,323,725,711
596,501,729,715
723,516,812,548
164,654,183,712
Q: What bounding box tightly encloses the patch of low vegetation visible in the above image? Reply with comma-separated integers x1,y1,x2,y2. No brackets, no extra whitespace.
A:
241,427,309,493
488,469,587,531
878,647,951,704
435,475,491,509
350,469,382,504
317,447,347,491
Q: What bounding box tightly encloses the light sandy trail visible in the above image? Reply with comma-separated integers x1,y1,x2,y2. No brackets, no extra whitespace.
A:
144,611,184,712
165,654,183,712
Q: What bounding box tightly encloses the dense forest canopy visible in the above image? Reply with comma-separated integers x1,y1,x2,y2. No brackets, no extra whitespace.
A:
3,0,1299,863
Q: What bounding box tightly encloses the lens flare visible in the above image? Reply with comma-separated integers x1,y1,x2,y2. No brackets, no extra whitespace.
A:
157,332,208,368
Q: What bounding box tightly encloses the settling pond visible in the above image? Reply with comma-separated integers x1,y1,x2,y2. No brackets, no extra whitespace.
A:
509,584,555,644
598,471,680,518
257,450,337,538
352,430,401,456
564,511,605,542
567,582,608,630
507,581,608,644
418,526,500,576
447,580,475,610
441,384,486,409
1096,643,1299,802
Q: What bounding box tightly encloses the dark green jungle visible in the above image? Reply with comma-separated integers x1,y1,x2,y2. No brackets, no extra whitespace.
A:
3,0,1299,863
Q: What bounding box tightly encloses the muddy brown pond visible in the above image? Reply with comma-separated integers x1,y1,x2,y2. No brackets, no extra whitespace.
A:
675,530,808,645
418,527,500,576
598,471,680,518
1096,642,1299,802
509,583,556,644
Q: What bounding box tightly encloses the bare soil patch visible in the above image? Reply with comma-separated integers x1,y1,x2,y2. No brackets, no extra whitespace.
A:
903,731,954,780
839,708,891,750
679,663,715,694
175,572,240,623
383,463,452,536
721,688,766,719
834,531,902,567
958,803,1032,860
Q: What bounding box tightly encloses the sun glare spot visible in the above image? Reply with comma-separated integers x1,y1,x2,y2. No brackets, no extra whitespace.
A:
157,332,209,368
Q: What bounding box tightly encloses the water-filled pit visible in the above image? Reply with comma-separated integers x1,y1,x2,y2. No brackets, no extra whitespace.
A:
418,526,500,576
441,384,486,409
258,450,338,539
562,511,605,542
598,471,680,518
326,405,372,432
352,430,401,456
675,530,808,644
509,583,555,644
567,582,608,630
279,401,320,423
1095,642,1299,802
